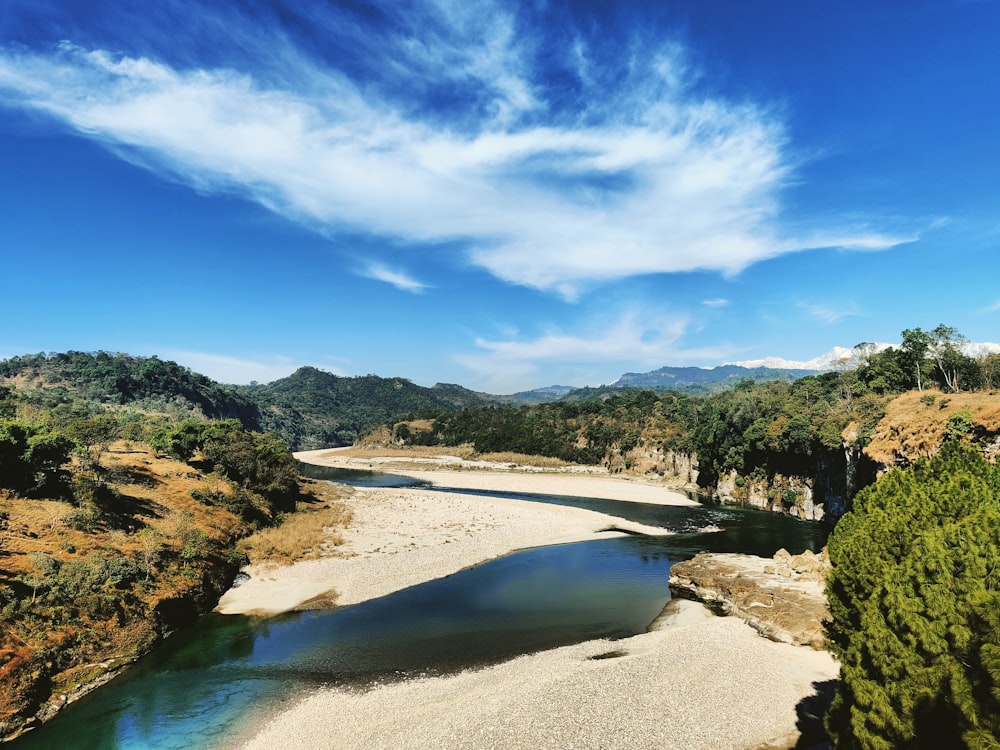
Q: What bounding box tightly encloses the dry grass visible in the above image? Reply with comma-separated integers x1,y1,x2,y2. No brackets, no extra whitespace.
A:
239,507,354,564
239,481,355,565
321,444,478,459
474,452,571,468
0,444,243,580
401,419,435,432
865,390,1000,465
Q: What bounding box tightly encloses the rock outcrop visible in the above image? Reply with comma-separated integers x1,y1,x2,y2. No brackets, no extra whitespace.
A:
668,548,831,649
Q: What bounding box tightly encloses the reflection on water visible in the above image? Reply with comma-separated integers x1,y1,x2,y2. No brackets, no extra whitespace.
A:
12,478,827,750
428,485,827,557
296,462,426,487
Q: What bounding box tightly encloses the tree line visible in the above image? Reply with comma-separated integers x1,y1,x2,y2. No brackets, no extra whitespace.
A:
386,325,997,485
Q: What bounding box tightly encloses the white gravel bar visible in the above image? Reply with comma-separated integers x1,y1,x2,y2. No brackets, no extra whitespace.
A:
239,613,837,750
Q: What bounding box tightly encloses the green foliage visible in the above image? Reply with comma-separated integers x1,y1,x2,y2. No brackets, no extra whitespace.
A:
946,410,975,441
825,443,1000,748
0,384,15,418
150,417,215,460
928,324,980,393
0,419,74,495
247,366,492,449
178,527,212,563
201,428,300,514
979,353,1000,390
0,351,260,422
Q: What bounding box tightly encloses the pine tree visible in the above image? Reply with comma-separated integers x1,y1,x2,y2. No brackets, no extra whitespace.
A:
825,442,1000,748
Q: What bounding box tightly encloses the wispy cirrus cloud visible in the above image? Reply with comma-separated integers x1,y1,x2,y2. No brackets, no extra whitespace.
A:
361,263,429,293
799,302,861,324
701,298,730,308
0,0,914,299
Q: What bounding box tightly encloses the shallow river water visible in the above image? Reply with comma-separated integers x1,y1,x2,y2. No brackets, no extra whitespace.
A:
12,474,827,750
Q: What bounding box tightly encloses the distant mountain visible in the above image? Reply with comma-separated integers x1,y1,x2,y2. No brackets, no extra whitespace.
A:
611,364,819,394
501,385,578,405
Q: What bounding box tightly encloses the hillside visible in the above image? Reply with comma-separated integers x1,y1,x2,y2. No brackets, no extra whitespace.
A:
0,352,261,426
243,367,495,449
863,390,1000,466
612,364,819,394
0,354,496,451
0,382,350,740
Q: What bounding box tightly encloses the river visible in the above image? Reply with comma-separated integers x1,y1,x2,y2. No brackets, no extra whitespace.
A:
11,472,827,750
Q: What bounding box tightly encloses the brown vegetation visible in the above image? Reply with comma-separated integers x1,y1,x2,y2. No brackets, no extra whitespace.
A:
332,442,571,468
864,390,1000,466
239,480,354,564
0,439,342,739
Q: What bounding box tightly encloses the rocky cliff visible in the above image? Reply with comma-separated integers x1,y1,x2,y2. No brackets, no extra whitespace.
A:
610,443,876,522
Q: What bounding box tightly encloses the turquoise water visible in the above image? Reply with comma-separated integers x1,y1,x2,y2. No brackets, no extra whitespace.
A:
11,480,826,750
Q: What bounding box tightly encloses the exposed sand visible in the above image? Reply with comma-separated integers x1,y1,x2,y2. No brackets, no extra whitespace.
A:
239,611,838,750
295,447,701,506
216,459,685,616
226,453,839,749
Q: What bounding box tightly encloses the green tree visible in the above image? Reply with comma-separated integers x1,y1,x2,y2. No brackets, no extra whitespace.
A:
900,327,932,391
979,353,1000,390
825,443,1000,748
150,417,210,460
0,420,31,491
928,324,980,392
856,347,908,394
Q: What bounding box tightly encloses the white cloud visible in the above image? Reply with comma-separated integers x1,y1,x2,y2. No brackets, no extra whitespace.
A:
980,298,1000,314
158,350,344,384
361,263,429,293
701,298,730,308
455,310,733,392
0,3,914,298
799,302,860,324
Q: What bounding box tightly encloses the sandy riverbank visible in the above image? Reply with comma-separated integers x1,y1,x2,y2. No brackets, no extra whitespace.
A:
239,608,837,750
216,453,687,616
295,447,701,506
225,452,838,749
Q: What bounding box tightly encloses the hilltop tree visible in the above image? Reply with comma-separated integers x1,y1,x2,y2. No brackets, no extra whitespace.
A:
928,324,980,392
825,442,1000,748
900,327,932,391
978,353,1000,390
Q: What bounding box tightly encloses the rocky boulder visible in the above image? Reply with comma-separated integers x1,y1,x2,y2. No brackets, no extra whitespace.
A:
668,548,831,649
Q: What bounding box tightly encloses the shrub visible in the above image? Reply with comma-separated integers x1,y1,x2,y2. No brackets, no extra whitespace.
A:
945,409,974,441
825,442,1000,748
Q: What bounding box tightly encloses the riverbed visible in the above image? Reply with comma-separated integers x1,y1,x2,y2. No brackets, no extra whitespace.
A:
11,464,835,750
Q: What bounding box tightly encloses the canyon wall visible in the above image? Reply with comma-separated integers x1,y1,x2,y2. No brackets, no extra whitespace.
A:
607,443,879,523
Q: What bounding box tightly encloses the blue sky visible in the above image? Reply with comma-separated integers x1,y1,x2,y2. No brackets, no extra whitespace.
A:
1,0,999,393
